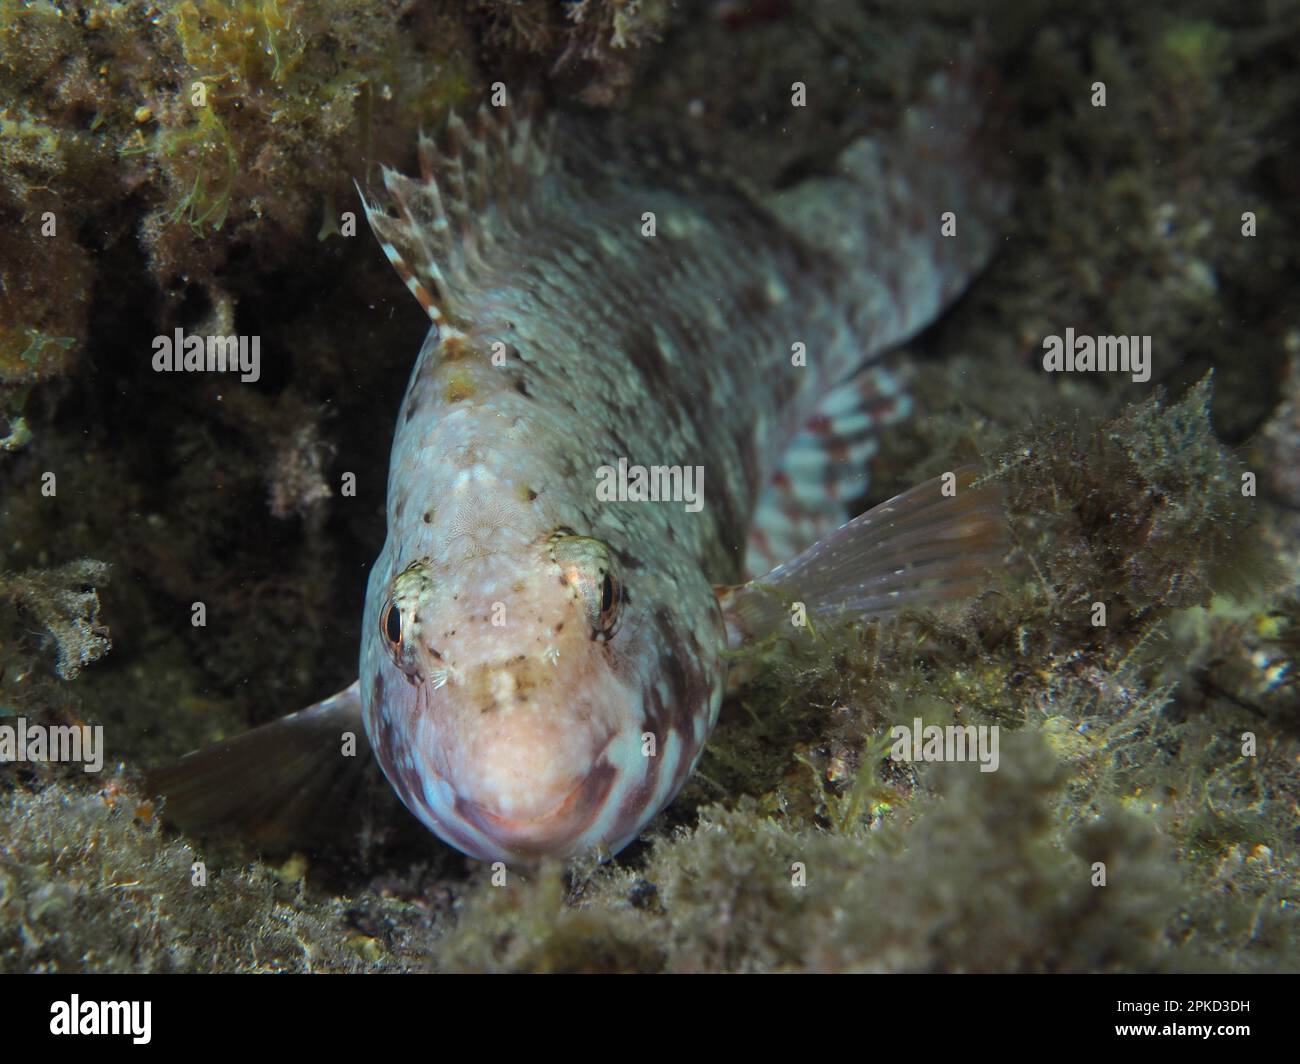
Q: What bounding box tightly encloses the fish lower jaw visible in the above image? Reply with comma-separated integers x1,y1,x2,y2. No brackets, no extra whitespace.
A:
422,735,622,862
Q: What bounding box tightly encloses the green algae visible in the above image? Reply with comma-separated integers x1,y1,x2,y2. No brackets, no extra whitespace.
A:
161,106,237,234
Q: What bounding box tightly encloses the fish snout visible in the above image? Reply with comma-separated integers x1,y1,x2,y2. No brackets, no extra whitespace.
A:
435,663,630,857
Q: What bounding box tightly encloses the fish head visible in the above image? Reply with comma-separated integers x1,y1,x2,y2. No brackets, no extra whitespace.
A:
360,519,727,864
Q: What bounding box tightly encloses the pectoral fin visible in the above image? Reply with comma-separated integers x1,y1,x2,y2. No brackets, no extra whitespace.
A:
721,466,1008,646
145,680,390,850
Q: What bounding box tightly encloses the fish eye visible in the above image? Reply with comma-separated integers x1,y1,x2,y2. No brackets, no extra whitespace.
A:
382,599,402,649
550,533,624,640
382,561,434,678
599,571,620,633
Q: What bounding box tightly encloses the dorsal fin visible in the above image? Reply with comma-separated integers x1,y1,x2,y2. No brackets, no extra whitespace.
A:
357,99,554,325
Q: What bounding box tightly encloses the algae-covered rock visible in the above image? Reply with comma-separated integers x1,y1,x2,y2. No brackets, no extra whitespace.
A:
0,558,111,680
0,782,443,972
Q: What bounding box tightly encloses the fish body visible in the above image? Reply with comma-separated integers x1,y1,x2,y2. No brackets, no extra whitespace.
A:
150,66,1009,863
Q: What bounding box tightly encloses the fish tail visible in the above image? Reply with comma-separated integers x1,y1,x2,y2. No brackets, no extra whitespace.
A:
766,43,1011,367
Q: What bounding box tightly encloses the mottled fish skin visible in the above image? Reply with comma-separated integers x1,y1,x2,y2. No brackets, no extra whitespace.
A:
357,70,1007,863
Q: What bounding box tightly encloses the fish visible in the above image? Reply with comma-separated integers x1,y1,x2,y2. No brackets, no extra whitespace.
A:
148,61,1010,865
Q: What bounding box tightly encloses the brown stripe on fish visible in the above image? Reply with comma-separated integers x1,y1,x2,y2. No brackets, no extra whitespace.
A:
612,545,644,574
616,334,733,502
626,680,704,838
699,457,750,565
615,744,661,836
636,676,673,757
622,318,676,397
647,604,716,739
407,788,492,862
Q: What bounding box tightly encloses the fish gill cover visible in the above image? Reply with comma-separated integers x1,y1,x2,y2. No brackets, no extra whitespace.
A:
0,0,1297,975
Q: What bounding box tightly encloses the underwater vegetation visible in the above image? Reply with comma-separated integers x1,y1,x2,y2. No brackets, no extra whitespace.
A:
2,0,1299,972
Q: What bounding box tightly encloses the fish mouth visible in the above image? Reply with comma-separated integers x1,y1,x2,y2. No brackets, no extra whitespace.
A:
453,736,619,857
